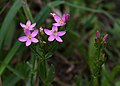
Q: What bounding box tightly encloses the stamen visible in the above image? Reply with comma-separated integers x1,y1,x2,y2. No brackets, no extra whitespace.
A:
28,35,31,39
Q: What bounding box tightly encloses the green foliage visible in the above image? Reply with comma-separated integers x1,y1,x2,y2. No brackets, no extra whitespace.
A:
0,0,120,86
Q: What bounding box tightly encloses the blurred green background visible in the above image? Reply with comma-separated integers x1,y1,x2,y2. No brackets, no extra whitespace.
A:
0,0,120,86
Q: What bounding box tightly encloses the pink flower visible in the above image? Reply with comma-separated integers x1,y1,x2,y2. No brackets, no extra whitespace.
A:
44,26,66,42
50,13,70,27
20,20,36,30
96,31,100,37
18,30,39,46
103,34,108,41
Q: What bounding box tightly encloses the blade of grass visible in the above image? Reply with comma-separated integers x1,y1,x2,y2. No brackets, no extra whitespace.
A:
35,1,65,25
4,20,15,50
64,1,114,21
21,0,34,22
0,0,22,49
0,41,22,75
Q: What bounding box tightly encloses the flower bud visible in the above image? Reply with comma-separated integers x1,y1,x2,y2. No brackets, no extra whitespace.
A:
39,27,44,36
103,34,108,41
64,13,70,22
50,13,56,17
95,38,99,43
96,31,100,37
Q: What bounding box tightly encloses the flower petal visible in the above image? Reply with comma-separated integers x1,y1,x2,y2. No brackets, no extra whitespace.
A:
53,15,61,22
18,36,27,42
31,30,38,37
20,22,26,28
53,23,61,26
31,38,39,43
28,27,34,30
44,29,52,35
55,36,63,42
31,23,36,28
57,31,66,36
52,25,58,31
24,29,31,36
26,40,31,46
26,20,31,26
48,36,55,41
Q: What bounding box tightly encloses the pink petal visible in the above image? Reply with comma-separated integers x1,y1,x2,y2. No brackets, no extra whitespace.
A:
20,22,26,28
53,23,61,26
18,36,27,42
26,40,31,46
24,29,31,36
48,36,55,41
44,29,52,35
28,27,34,30
52,26,58,31
26,20,31,26
31,23,36,28
60,23,66,26
53,15,61,22
57,31,66,36
55,36,63,42
31,38,38,43
31,30,38,37
62,14,70,22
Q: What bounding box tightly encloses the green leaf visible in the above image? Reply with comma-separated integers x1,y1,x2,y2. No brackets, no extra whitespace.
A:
115,81,120,86
45,64,55,84
0,0,22,49
110,65,120,80
2,74,20,86
38,60,47,83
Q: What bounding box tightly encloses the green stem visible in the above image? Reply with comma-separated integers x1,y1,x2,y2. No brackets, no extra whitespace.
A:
43,58,47,86
89,47,102,86
89,76,93,86
30,50,36,86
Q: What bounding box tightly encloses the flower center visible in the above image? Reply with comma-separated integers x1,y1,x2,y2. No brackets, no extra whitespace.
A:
59,19,63,24
53,30,58,36
28,35,31,39
26,23,29,27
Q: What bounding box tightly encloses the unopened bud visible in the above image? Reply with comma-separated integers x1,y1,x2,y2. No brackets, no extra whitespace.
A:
103,34,108,41
50,13,56,17
64,13,70,22
40,40,46,44
96,31,100,37
95,38,99,43
39,27,44,36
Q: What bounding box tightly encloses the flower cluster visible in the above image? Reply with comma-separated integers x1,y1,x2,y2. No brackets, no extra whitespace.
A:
95,31,108,43
95,31,108,48
18,13,70,46
18,20,39,46
44,13,70,42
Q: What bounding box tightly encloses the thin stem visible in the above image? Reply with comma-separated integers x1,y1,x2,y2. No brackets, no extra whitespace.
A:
30,46,43,58
89,76,93,86
30,52,36,86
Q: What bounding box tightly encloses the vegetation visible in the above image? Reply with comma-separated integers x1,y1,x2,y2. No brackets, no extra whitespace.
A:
0,0,120,86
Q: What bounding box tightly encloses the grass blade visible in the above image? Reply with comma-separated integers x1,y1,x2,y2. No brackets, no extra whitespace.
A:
0,0,22,49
